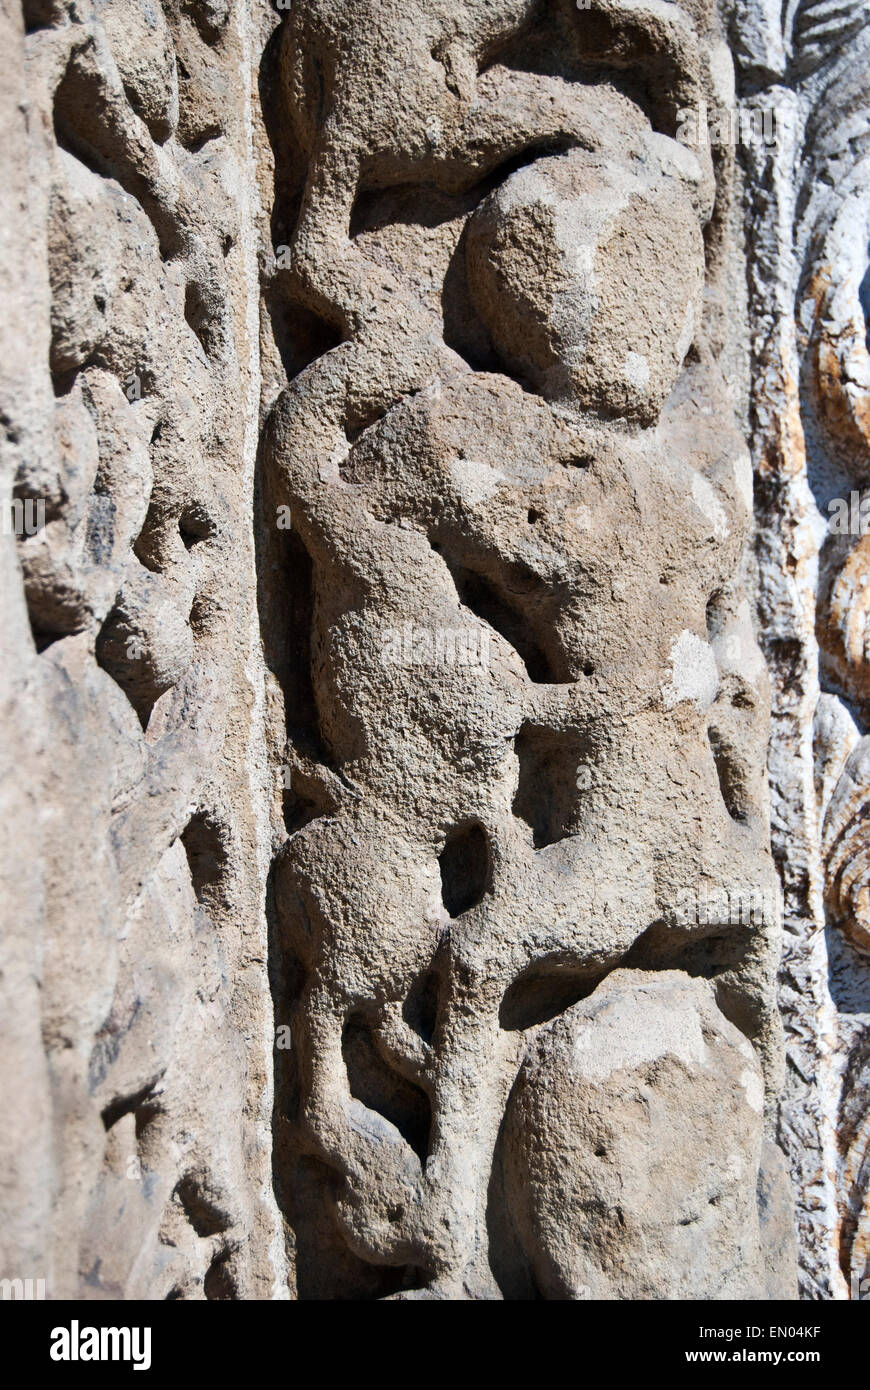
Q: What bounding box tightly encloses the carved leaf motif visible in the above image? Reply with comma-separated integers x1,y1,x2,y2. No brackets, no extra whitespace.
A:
823,736,870,954
789,0,869,77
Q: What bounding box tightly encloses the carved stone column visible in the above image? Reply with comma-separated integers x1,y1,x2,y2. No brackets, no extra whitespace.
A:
260,0,795,1299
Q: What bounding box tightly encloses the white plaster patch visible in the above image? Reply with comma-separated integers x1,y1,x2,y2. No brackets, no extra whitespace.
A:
661,630,720,711
498,166,557,216
645,131,704,185
565,501,592,532
570,243,595,276
712,601,765,684
735,601,765,680
450,455,505,506
733,451,754,513
554,183,628,264
740,1067,764,1115
571,989,708,1079
735,1035,757,1064
623,351,650,390
708,40,737,108
691,471,730,540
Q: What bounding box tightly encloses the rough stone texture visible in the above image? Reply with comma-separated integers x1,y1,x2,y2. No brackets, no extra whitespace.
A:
0,0,864,1301
261,0,792,1299
0,0,282,1299
497,970,784,1301
733,0,870,1299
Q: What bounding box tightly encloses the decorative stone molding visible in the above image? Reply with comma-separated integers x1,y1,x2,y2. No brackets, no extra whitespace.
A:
733,0,870,1299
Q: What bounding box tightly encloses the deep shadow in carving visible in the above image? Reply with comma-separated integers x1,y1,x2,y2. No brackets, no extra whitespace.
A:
181,809,229,906
708,726,749,824
403,969,441,1046
499,957,610,1031
486,1094,539,1300
342,1014,432,1164
512,723,591,847
439,821,491,917
203,1250,236,1300
289,1155,432,1300
624,920,762,1043
174,1173,230,1239
439,552,558,683
263,284,342,386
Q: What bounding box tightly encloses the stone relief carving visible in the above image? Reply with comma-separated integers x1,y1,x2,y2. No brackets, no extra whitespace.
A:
734,0,870,1298
261,0,794,1298
2,0,868,1301
1,0,280,1299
